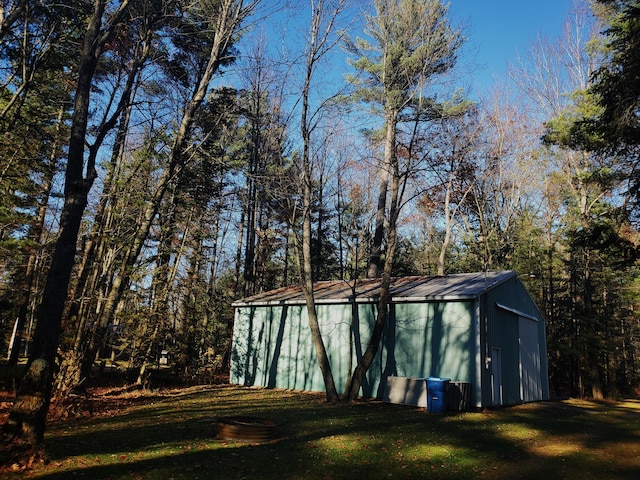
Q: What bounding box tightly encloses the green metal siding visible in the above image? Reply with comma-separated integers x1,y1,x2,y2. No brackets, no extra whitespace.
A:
230,274,548,408
488,301,521,405
231,300,476,399
384,301,475,380
231,303,376,394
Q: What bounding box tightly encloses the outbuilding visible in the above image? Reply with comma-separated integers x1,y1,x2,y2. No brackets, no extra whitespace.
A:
230,270,549,409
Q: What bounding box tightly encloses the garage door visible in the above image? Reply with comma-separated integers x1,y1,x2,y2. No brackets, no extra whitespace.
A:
519,315,542,402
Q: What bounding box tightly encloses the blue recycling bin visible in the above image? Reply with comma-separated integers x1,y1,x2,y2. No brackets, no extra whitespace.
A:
426,377,450,413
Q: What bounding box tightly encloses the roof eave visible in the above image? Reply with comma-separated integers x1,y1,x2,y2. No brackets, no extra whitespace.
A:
233,294,479,308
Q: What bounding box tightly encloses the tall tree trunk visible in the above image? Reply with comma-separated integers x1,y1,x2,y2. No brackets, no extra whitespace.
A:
296,150,339,402
2,0,131,447
294,0,341,404
577,167,603,399
55,37,148,398
243,92,261,296
345,155,400,401
314,171,325,279
367,110,397,278
233,189,246,295
336,168,345,279
243,174,258,296
584,251,603,399
437,171,454,276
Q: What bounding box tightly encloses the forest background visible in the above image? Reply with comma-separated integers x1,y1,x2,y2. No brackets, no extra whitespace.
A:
0,0,639,449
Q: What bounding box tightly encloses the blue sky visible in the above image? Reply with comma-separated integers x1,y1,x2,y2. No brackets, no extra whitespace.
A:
448,0,575,91
251,0,579,103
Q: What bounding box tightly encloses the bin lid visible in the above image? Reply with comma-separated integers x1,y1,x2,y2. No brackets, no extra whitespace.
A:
426,377,451,382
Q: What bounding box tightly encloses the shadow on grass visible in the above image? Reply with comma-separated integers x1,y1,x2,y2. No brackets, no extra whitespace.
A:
15,387,640,480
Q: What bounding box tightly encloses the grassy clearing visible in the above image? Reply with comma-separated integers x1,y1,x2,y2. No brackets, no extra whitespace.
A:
4,385,640,479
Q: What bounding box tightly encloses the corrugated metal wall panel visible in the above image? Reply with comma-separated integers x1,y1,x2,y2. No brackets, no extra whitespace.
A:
231,300,477,399
231,303,380,395
387,301,475,382
230,272,548,408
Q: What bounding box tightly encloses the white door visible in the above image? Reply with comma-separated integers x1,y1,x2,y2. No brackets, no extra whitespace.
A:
491,347,502,405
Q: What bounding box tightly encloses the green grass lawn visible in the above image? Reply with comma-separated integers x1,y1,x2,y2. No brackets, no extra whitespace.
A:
6,385,640,479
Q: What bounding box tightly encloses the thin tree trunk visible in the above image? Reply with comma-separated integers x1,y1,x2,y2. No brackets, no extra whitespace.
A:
295,0,341,403
437,172,453,276
243,95,260,296
234,190,246,295
314,172,324,279
336,168,345,279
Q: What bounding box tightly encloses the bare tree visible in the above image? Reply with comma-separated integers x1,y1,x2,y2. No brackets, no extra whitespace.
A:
293,0,352,403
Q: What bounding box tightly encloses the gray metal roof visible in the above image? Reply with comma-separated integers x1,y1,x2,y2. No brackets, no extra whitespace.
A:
232,270,517,306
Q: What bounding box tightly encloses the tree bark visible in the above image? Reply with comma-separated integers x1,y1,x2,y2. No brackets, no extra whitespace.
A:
437,170,454,276
55,35,149,399
367,110,397,278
